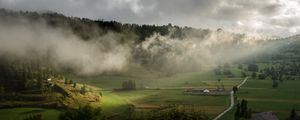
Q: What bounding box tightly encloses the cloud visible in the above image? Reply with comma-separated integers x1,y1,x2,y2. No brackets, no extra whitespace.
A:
136,29,285,73
0,0,299,36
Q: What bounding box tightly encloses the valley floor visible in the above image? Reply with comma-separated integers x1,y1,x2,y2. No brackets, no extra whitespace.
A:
74,67,244,119
0,66,246,119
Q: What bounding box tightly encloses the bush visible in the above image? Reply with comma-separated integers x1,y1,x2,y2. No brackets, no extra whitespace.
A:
80,85,88,94
121,80,136,90
131,105,209,120
73,82,77,88
223,69,232,75
64,79,68,85
69,80,73,84
258,73,266,80
248,64,259,72
233,86,238,94
59,105,102,120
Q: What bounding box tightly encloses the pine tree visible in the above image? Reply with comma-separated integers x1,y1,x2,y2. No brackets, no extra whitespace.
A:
64,78,68,85
73,82,77,88
241,99,248,117
80,85,87,94
235,102,241,120
69,80,73,84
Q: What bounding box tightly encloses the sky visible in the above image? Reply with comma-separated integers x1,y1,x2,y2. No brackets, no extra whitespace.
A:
0,0,300,37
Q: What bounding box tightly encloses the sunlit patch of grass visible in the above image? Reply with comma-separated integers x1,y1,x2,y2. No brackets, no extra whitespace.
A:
99,91,129,114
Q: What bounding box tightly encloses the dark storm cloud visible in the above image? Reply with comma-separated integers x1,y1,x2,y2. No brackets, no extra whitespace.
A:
0,0,299,36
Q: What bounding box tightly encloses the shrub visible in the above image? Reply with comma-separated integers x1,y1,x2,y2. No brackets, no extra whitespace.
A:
248,64,258,72
258,73,266,80
121,80,136,90
23,114,43,120
223,69,232,75
80,85,88,94
59,105,102,120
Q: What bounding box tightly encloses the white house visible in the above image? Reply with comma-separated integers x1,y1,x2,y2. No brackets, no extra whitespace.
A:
203,89,210,93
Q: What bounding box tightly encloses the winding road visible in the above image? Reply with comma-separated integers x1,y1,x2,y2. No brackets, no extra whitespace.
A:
212,77,249,120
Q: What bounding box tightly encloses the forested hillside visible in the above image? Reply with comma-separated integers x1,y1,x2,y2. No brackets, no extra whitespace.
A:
1,8,300,120
0,8,297,92
0,8,251,72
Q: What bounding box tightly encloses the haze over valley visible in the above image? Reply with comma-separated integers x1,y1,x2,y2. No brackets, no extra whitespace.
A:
0,0,300,120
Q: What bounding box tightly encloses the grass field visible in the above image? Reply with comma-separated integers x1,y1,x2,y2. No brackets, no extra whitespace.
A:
0,108,61,120
74,69,243,90
0,65,245,120
72,67,245,119
220,78,300,120
239,78,300,119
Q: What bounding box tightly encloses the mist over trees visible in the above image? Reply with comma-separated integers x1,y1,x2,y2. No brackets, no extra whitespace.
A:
1,7,300,120
0,8,297,92
1,8,292,75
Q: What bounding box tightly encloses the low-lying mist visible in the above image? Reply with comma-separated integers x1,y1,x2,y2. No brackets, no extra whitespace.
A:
0,19,132,75
0,13,289,76
137,29,282,73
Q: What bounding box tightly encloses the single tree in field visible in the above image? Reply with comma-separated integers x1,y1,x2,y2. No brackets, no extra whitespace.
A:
73,82,76,88
233,86,238,94
235,99,251,119
241,99,248,117
235,102,241,120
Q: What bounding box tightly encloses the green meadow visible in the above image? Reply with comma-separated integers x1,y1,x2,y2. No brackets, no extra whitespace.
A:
0,108,61,120
0,65,246,119
221,78,300,120
72,67,245,119
239,79,300,119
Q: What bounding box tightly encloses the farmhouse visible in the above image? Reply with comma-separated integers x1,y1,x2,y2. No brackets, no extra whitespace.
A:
203,89,210,93
184,88,230,96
